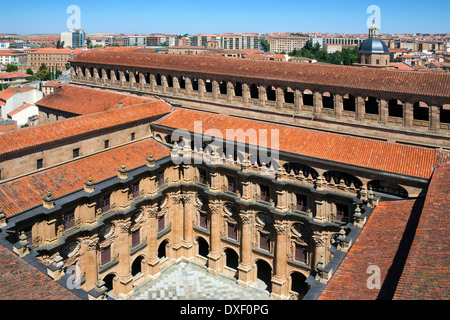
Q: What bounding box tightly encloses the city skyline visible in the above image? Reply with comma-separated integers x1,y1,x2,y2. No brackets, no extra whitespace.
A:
0,0,449,35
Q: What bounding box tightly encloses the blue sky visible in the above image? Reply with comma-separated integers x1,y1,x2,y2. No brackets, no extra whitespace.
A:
0,0,449,35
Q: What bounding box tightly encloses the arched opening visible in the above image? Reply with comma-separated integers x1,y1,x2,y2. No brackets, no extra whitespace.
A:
192,78,199,91
413,102,429,121
158,239,168,259
156,73,162,86
124,70,130,82
266,86,276,101
224,248,239,270
178,76,186,89
323,171,362,189
284,87,294,104
197,237,209,258
250,84,259,99
441,104,450,124
234,82,243,97
103,273,116,293
131,256,144,277
291,272,309,299
145,73,150,84
322,92,334,109
388,99,403,118
167,75,173,87
342,94,355,112
205,79,212,93
134,72,139,83
302,89,314,106
368,180,408,197
365,96,379,115
283,163,318,179
256,260,272,292
219,81,227,95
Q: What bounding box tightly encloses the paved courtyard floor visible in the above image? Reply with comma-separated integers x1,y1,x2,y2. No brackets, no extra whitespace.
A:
130,261,271,300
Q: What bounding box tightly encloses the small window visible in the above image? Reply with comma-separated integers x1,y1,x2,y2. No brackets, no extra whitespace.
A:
104,140,109,149
199,168,207,184
132,182,140,198
158,215,165,232
376,59,380,65
63,209,75,230
132,229,140,248
227,176,236,193
260,185,270,202
158,171,165,187
295,243,307,263
37,159,43,170
131,132,135,141
101,194,111,213
101,246,111,265
296,194,307,212
336,204,349,222
199,212,208,229
260,233,270,251
73,148,80,159
227,223,238,240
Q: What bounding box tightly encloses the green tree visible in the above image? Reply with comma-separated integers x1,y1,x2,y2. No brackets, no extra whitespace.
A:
86,38,92,48
6,64,18,72
260,39,270,52
26,68,33,75
37,63,50,80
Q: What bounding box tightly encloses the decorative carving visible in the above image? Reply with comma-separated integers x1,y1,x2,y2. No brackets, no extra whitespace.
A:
312,231,325,247
274,222,287,235
208,201,221,215
85,237,99,251
119,220,132,233
146,205,159,218
239,212,252,225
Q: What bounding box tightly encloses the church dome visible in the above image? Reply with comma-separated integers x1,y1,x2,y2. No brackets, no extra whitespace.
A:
358,37,389,54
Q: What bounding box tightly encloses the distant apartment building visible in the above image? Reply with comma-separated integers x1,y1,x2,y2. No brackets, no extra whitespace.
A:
191,33,260,50
60,29,86,48
27,48,83,72
268,35,309,53
323,37,365,47
0,50,28,68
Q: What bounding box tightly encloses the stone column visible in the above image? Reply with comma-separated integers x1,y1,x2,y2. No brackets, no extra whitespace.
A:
271,221,288,299
312,231,325,268
83,236,99,291
145,205,160,278
212,80,219,101
313,197,326,223
258,86,266,108
237,211,253,286
430,105,440,132
198,79,206,100
335,94,343,119
182,192,195,257
161,75,168,94
227,82,234,103
170,194,184,259
172,76,179,95
185,77,193,96
294,89,302,113
356,96,365,121
276,87,284,110
404,101,413,128
115,219,133,298
313,91,322,116
243,83,250,106
207,200,222,274
379,99,388,124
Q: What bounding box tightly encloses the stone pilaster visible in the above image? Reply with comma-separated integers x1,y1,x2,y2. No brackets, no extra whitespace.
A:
271,221,288,299
237,211,253,286
207,200,222,274
115,219,133,298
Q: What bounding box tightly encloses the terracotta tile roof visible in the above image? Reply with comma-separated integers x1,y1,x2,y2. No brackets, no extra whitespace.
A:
0,72,32,80
0,99,171,156
35,83,160,115
393,162,450,300
28,48,84,55
0,243,79,300
156,108,444,179
42,80,62,88
0,86,35,101
71,49,450,98
318,199,423,300
0,138,170,218
7,103,34,117
389,62,416,71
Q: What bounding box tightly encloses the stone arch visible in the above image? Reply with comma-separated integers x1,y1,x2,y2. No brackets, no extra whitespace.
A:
365,96,379,115
178,75,186,89
224,247,239,271
302,89,314,106
250,83,259,99
155,134,163,142
102,273,117,293
343,94,356,112
191,77,199,91
155,73,162,86
284,87,294,104
266,85,276,101
290,271,309,299
144,72,150,84
323,171,363,188
124,70,130,82
196,236,209,258
368,180,408,197
413,101,429,121
388,99,403,118
204,79,213,93
255,259,272,292
158,239,169,259
322,92,334,109
219,81,227,95
131,255,144,277
166,74,174,87
283,162,318,179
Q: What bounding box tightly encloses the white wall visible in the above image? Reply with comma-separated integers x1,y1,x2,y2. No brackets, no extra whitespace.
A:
1,89,43,119
9,105,39,127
